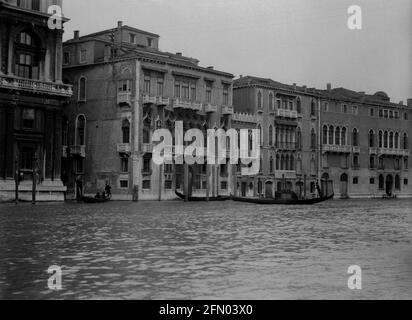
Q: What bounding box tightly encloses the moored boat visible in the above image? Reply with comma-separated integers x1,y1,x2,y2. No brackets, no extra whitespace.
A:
231,192,334,205
175,191,230,202
82,196,111,203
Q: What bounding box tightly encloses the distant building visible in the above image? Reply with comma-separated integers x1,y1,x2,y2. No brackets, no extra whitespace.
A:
233,76,412,199
62,21,234,200
0,0,72,202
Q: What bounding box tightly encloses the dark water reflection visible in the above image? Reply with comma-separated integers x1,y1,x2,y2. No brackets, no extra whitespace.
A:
0,199,412,299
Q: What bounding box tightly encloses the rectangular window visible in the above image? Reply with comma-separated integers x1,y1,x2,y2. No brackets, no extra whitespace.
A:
80,49,87,64
63,52,71,65
395,111,400,119
342,104,348,113
404,179,409,185
120,180,129,189
379,109,383,118
121,157,129,173
143,155,152,174
174,80,181,98
147,38,153,47
157,78,164,96
370,108,375,117
142,180,151,190
22,108,35,129
276,100,281,109
144,75,151,94
118,80,131,92
384,110,389,118
221,181,228,190
353,177,359,184
182,82,189,100
404,112,409,120
21,146,35,170
190,84,197,101
76,158,84,174
323,103,329,112
129,34,136,44
165,180,172,190
353,105,358,115
223,84,229,105
206,82,212,103
370,178,375,185
389,110,394,119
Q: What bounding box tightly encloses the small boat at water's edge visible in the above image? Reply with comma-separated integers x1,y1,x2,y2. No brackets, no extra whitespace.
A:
82,196,111,203
175,191,230,202
232,193,334,205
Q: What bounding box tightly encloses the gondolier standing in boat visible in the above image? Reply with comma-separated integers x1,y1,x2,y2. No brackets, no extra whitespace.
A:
104,182,112,199
76,175,83,199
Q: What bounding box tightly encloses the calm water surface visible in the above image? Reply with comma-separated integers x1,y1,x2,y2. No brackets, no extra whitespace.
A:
0,199,412,300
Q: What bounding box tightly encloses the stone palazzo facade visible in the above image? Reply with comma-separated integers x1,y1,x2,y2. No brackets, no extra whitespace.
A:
62,22,234,200
0,0,72,202
233,76,412,199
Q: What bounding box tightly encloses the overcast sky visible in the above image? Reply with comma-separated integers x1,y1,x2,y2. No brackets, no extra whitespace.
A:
63,0,412,102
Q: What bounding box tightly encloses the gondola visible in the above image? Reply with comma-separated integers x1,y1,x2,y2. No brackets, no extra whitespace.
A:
81,196,111,203
175,191,230,202
231,192,334,205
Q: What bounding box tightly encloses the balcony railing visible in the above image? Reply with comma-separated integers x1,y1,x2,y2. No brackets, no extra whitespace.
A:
204,103,218,113
191,102,203,112
142,143,153,153
118,92,132,106
143,95,157,104
369,147,378,155
276,109,298,119
378,148,408,157
222,105,234,115
117,143,131,154
69,145,86,158
0,75,73,97
172,98,186,109
275,170,297,179
353,146,360,153
156,96,170,106
275,142,298,150
323,144,352,153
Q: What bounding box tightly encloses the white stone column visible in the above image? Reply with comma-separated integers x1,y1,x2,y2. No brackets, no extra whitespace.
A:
132,60,142,196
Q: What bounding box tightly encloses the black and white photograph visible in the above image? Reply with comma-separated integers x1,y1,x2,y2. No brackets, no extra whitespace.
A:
0,0,412,307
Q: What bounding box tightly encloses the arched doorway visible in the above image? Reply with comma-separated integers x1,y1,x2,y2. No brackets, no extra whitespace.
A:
285,181,292,191
340,173,348,198
241,182,247,197
265,181,274,198
386,175,393,196
321,173,330,197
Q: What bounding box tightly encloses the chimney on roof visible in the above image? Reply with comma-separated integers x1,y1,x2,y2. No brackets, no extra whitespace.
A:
74,30,80,39
176,52,182,57
303,85,307,93
118,21,123,28
293,83,297,91
400,101,404,105
327,83,332,92
207,66,214,70
407,99,412,107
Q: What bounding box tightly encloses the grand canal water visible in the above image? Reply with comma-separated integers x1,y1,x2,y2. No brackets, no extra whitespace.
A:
0,199,412,300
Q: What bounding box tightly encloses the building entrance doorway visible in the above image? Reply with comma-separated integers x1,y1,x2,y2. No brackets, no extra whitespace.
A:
340,173,348,198
386,175,393,196
265,181,273,198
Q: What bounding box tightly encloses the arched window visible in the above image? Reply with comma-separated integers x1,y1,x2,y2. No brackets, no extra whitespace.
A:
323,125,328,145
76,115,86,145
257,124,262,145
280,155,285,170
389,132,394,149
257,91,262,109
353,128,359,147
122,119,130,144
379,175,384,190
269,125,273,146
275,127,279,148
341,127,347,145
395,132,399,149
14,30,41,79
78,76,87,101
379,131,383,148
328,126,334,145
297,127,302,149
270,156,274,173
384,131,388,148
311,100,316,117
290,155,295,171
276,154,280,170
269,93,274,111
369,130,375,148
311,129,316,149
297,98,301,114
285,155,290,170
335,127,341,145
143,118,151,144
403,133,409,150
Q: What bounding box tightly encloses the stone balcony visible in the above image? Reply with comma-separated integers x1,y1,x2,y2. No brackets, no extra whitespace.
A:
0,75,73,97
117,143,131,155
222,105,234,115
204,103,218,113
118,92,132,106
143,95,157,104
191,102,203,112
323,144,352,154
156,96,170,106
275,170,297,179
369,147,378,155
69,145,86,158
378,148,410,157
142,143,154,153
276,109,298,119
353,146,360,153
